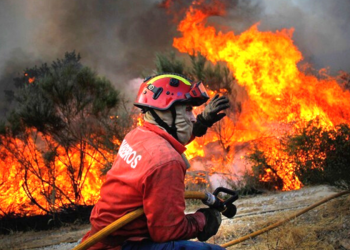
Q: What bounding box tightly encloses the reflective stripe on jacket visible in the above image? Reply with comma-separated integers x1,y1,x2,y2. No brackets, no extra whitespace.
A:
83,122,205,249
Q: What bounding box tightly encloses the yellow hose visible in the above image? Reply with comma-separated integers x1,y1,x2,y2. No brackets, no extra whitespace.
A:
220,190,350,248
72,190,349,250
72,208,144,250
72,191,206,250
183,191,206,200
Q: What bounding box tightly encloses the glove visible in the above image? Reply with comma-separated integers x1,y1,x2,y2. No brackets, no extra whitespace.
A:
192,94,230,137
197,208,222,241
201,94,230,126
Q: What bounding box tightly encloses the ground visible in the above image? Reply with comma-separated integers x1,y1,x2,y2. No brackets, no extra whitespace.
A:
0,185,349,250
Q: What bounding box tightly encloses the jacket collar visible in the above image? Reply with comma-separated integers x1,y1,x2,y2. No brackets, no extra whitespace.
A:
142,122,187,154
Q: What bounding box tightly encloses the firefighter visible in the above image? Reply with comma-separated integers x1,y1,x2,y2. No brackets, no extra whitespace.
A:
82,73,230,250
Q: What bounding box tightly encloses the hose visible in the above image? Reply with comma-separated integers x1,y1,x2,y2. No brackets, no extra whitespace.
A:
72,191,206,250
72,190,349,250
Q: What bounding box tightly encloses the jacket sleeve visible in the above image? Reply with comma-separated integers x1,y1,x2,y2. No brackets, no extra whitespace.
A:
141,160,206,242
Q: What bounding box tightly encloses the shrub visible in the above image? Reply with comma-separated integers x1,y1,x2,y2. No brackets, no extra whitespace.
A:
287,121,350,189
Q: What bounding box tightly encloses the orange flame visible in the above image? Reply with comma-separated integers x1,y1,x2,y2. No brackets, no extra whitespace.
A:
174,1,350,190
24,73,35,84
28,77,35,84
0,130,119,216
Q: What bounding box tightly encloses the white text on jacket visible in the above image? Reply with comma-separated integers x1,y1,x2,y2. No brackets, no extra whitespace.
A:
118,139,142,168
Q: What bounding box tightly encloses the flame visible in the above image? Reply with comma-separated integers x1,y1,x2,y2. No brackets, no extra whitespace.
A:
0,130,118,216
174,0,350,190
137,114,144,127
28,77,35,84
24,73,35,84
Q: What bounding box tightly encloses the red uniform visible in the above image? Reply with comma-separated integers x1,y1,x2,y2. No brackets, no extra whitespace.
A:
82,122,205,249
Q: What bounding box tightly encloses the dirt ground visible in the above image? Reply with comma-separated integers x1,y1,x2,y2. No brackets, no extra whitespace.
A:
1,185,349,250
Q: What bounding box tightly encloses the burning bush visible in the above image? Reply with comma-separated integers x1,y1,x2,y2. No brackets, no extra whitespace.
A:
246,119,350,191
245,138,301,191
0,52,131,217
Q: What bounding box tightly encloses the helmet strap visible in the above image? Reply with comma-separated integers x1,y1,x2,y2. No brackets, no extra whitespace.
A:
149,107,178,140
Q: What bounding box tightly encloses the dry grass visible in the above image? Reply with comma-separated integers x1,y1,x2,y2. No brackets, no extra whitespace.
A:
211,194,350,249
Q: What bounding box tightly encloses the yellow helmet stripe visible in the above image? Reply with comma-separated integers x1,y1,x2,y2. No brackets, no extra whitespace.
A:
147,74,192,86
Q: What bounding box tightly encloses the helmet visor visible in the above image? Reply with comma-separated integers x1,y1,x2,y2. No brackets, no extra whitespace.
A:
188,81,209,106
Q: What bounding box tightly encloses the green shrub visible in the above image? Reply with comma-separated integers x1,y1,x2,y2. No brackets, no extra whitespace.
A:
287,121,350,189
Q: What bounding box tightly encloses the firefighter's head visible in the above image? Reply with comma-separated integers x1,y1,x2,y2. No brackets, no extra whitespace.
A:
134,73,209,144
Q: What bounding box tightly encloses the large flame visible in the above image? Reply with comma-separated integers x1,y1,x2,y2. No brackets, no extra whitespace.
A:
177,1,350,190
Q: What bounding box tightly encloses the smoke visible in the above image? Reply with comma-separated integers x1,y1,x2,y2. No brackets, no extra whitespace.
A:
27,0,179,81
0,0,178,119
258,0,350,74
0,0,349,119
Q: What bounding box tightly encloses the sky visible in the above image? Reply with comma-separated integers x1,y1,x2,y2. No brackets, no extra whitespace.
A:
0,0,349,118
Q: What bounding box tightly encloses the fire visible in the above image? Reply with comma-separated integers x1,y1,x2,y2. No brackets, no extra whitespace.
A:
0,130,118,217
137,114,144,127
174,0,350,190
28,77,35,84
24,73,35,84
1,1,350,218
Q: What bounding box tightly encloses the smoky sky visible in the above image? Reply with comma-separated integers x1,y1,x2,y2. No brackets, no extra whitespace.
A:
0,0,177,118
259,0,350,73
0,0,350,118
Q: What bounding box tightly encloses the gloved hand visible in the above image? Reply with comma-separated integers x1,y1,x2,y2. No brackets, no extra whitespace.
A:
197,208,222,242
193,94,230,137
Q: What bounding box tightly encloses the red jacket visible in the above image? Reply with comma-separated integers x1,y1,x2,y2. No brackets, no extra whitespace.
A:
82,122,205,249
